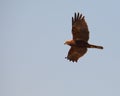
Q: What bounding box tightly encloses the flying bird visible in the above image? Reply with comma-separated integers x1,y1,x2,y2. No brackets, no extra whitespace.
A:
64,12,103,62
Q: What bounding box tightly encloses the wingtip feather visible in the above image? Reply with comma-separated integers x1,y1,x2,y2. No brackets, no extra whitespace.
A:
65,57,78,63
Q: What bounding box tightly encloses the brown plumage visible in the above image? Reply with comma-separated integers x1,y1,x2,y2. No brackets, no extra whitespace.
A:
64,12,103,62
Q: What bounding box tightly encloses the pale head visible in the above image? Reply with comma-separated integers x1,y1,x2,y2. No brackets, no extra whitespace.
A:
64,40,75,46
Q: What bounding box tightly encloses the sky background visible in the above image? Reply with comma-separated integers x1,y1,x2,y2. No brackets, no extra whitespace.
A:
0,0,120,96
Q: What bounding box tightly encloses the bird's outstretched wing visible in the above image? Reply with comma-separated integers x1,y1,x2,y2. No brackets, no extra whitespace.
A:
65,46,87,62
72,13,89,41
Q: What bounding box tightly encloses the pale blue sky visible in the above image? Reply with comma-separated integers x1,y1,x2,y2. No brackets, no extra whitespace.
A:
0,0,120,96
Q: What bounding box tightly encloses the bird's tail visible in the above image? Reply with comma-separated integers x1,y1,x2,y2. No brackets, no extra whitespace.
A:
89,44,103,49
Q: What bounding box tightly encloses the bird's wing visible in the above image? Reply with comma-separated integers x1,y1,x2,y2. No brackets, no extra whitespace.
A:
72,13,89,41
65,46,87,62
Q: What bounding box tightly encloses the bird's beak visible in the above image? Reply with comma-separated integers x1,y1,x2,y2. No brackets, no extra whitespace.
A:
64,42,67,45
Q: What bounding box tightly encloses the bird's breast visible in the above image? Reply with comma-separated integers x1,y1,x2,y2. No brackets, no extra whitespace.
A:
75,40,89,47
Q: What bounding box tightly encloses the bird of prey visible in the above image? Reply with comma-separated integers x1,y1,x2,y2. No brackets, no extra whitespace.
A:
64,12,103,62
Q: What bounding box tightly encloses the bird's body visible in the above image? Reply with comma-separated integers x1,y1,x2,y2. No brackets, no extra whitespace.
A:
64,12,103,62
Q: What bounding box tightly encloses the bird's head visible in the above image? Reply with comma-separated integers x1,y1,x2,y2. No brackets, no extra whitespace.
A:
64,40,75,46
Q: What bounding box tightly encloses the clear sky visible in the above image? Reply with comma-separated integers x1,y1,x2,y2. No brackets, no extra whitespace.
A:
0,0,120,96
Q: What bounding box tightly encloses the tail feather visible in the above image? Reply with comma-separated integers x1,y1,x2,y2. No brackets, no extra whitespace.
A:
89,44,103,49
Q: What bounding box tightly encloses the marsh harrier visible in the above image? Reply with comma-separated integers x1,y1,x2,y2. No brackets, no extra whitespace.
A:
64,12,103,62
